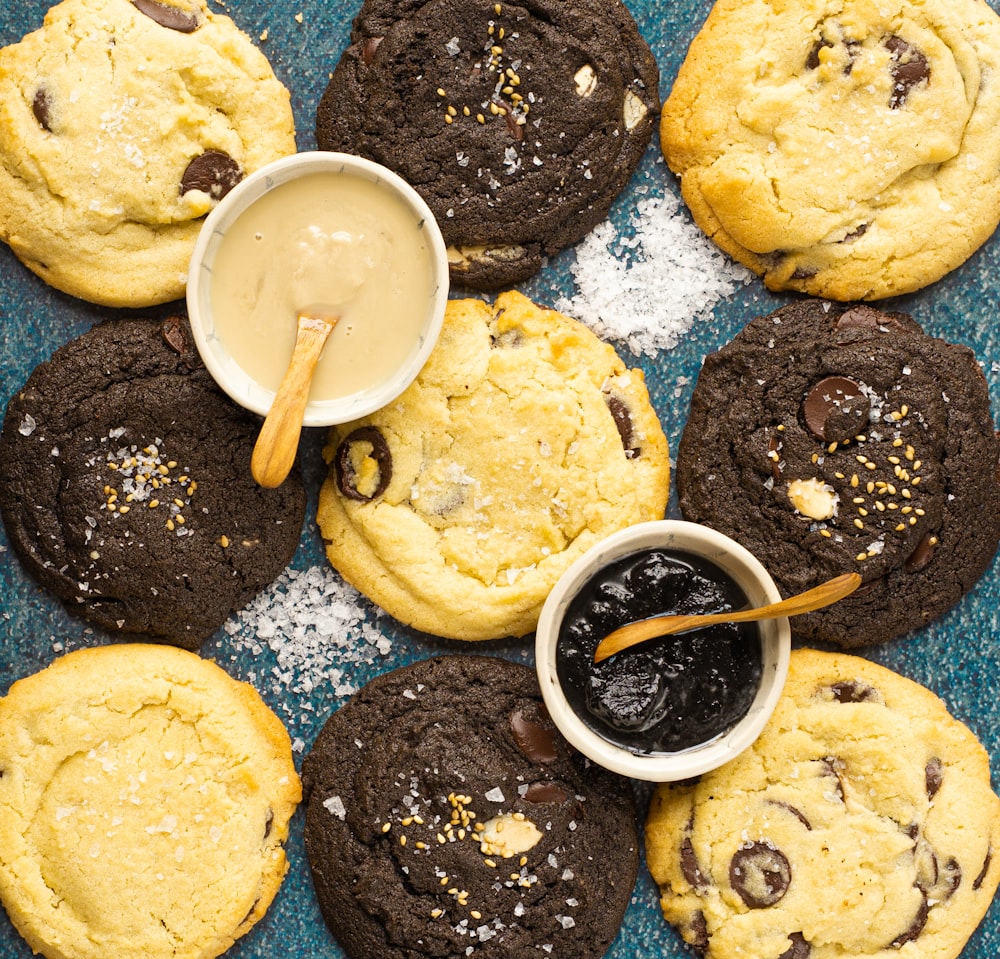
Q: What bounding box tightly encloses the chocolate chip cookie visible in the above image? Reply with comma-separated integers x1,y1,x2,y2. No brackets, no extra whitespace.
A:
303,654,639,959
316,290,670,641
0,0,296,306
646,648,1000,959
0,315,306,649
675,299,1000,648
0,643,301,959
661,0,1000,300
315,0,659,290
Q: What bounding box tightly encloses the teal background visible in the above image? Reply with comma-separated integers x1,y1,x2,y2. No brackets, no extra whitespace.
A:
1,1,997,957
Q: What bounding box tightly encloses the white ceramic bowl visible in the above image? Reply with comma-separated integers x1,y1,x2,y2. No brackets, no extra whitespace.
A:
186,151,448,426
535,520,791,782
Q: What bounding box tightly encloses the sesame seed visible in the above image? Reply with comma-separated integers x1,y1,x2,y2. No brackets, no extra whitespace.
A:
834,472,845,479
444,114,453,124
440,877,449,885
484,858,497,868
909,516,917,525
447,106,457,117
166,520,175,531
827,442,838,453
118,505,131,514
220,535,230,547
400,836,407,847
855,455,867,464
912,459,922,471
381,821,391,833
893,438,904,447
494,2,501,12
901,489,912,499
820,529,832,538
900,404,909,417
175,515,185,525
491,45,502,55
915,508,926,516
402,817,413,827
477,113,485,123
855,552,868,562
437,87,446,97
896,523,906,531
855,435,867,443
888,456,901,465
858,508,868,516
415,841,428,850
498,26,505,38
864,461,877,471
901,506,912,514
853,497,865,505
854,519,864,529
851,474,860,487
463,105,471,116
471,910,482,920
430,908,444,919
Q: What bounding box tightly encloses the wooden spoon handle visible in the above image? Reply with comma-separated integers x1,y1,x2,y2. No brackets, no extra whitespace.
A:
593,572,861,663
251,315,337,488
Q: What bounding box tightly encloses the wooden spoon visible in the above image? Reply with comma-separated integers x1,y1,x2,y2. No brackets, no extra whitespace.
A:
593,571,862,663
251,307,339,488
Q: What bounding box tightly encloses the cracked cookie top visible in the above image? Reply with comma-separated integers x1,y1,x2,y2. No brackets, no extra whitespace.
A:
0,0,296,306
0,643,301,959
316,290,670,641
661,0,1000,300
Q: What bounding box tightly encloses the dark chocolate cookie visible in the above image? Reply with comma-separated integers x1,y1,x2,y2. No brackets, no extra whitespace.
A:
315,0,659,290
0,316,306,649
676,300,1000,648
302,655,639,959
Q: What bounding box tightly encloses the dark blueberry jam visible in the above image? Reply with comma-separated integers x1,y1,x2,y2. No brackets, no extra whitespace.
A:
555,548,763,755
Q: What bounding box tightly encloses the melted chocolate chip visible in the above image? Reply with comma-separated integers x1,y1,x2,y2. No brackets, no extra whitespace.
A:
805,38,832,70
361,36,383,66
522,781,568,804
729,841,791,908
510,705,559,763
802,376,870,444
604,393,640,458
973,847,993,890
905,533,937,573
334,427,393,502
841,222,868,242
925,757,943,799
778,932,811,959
132,0,200,32
827,680,881,704
180,150,243,200
790,265,818,280
263,808,274,840
835,305,895,332
885,35,930,109
821,757,845,801
32,88,53,131
767,800,812,830
681,834,708,889
889,891,929,948
688,911,709,953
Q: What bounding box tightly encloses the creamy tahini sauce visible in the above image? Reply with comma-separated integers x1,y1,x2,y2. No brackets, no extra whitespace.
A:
210,172,435,400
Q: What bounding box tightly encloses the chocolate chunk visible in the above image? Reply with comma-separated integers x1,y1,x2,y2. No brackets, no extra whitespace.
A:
160,315,191,356
334,427,393,502
885,35,930,109
778,932,811,959
827,680,881,703
821,758,845,801
32,88,52,131
889,892,929,948
925,757,943,799
905,533,937,573
510,705,559,763
522,782,569,804
681,834,708,889
973,847,993,890
361,36,383,66
180,150,243,200
132,0,200,33
604,393,640,458
801,376,870,443
729,841,791,908
841,222,868,242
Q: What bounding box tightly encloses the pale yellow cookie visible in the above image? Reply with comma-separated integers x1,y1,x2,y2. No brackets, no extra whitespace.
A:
0,0,296,306
661,0,1000,300
317,290,670,641
646,648,1000,959
0,644,301,959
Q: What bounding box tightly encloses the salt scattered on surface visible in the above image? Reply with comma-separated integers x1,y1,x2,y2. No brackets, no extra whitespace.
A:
216,565,393,719
556,189,753,357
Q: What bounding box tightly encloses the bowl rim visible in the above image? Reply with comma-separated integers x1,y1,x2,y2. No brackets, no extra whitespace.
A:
535,519,791,782
185,150,449,426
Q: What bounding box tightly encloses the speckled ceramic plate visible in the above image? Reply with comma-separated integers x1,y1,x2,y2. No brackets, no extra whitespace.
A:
1,2,997,958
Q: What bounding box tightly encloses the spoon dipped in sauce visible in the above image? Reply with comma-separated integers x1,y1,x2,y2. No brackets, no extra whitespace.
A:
593,571,861,663
251,305,340,488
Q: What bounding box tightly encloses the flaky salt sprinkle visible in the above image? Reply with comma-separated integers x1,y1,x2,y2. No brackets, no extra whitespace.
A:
556,189,753,357
219,565,392,716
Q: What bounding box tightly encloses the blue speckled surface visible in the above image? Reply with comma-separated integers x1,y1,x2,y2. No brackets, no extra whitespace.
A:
0,1,997,957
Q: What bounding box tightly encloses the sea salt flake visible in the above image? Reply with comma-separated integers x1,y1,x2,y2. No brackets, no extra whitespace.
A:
323,795,347,820
18,414,36,436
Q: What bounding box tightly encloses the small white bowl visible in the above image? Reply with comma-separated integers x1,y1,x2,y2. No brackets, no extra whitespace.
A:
535,520,790,782
186,151,449,426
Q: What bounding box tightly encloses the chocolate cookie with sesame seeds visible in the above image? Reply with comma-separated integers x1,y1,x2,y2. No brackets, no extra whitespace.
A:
302,654,639,959
0,315,306,649
314,0,659,290
675,299,1000,648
